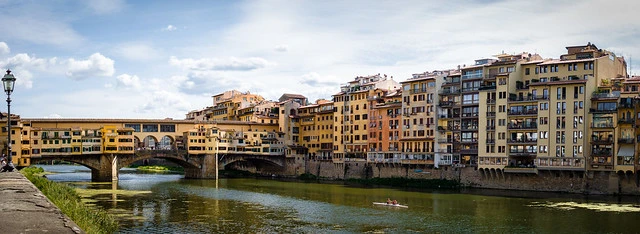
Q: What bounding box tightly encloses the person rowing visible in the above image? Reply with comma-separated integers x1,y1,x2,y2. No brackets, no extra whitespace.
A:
386,198,392,204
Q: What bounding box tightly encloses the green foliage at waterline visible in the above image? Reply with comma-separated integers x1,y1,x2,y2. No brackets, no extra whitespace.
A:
135,165,184,173
347,177,461,189
297,173,318,181
21,167,118,234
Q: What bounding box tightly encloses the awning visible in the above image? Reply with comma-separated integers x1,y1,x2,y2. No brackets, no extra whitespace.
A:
617,145,635,157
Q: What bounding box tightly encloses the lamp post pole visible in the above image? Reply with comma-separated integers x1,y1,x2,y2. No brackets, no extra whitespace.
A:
215,137,219,188
2,70,16,172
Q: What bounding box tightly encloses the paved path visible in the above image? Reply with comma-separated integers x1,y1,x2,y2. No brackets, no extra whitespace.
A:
0,171,83,233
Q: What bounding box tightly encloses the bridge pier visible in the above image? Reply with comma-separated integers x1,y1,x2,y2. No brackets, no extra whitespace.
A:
184,154,217,179
91,154,119,182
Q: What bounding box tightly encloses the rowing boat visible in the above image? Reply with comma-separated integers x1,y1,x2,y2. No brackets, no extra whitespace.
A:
372,202,408,208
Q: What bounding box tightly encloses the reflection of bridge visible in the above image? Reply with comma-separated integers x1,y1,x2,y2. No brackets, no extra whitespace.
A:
31,150,287,181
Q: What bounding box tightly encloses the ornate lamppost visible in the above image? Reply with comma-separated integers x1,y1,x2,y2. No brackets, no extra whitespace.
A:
2,70,16,172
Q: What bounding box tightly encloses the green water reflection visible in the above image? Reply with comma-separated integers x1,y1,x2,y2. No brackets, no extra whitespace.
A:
42,165,640,233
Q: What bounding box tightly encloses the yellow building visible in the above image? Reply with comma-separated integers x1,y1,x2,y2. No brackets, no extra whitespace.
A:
332,74,400,162
208,90,265,121
400,71,446,166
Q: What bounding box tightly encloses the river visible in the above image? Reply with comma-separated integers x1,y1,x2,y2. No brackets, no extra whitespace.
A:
40,165,640,233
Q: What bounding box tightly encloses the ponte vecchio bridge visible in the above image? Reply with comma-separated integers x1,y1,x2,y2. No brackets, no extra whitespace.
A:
11,118,296,181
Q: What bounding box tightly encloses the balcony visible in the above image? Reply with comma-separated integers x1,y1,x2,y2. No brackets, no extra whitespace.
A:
590,138,614,145
439,89,460,96
461,125,479,131
486,139,495,144
461,87,479,93
507,123,537,130
591,92,620,100
507,138,538,144
479,85,496,91
461,113,479,118
484,74,497,80
486,99,496,104
508,96,540,103
618,138,635,144
410,88,428,94
591,149,613,157
460,148,478,154
509,150,536,157
591,122,614,128
589,108,616,113
462,73,483,80
487,112,496,117
619,102,634,109
486,125,496,130
507,109,538,116
439,101,455,107
618,118,634,125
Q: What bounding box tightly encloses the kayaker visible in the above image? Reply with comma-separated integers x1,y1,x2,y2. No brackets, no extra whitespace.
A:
386,198,392,204
392,200,398,205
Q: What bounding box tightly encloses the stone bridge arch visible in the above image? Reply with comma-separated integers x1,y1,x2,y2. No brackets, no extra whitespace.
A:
220,154,286,175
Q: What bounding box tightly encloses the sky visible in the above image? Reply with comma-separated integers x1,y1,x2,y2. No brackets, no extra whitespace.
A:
1,0,639,119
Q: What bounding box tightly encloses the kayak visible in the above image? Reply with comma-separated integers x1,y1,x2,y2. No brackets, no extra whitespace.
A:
372,202,408,208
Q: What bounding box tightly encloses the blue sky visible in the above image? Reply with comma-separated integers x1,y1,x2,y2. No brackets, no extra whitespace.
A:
1,0,639,119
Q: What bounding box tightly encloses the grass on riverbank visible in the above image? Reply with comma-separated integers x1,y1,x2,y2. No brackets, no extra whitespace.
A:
21,167,118,234
132,165,184,173
346,177,461,189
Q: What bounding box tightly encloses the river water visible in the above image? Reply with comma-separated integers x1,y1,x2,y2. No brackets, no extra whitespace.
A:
40,165,640,233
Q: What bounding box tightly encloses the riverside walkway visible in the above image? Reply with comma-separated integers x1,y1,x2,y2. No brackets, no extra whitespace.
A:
0,171,83,233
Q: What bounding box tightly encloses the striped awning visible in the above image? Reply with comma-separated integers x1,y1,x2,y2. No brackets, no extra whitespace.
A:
617,145,635,157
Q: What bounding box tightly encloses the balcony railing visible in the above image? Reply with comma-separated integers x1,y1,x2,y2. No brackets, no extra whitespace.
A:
410,88,428,94
479,85,496,91
618,118,634,125
487,112,496,117
507,123,537,129
509,150,537,157
618,138,635,144
590,138,614,144
508,96,539,102
486,99,496,104
591,149,613,157
589,108,617,113
486,125,496,130
507,139,538,144
619,103,634,109
507,109,538,116
439,89,460,95
486,139,495,144
460,148,478,154
439,101,456,107
462,73,483,80
591,123,614,128
591,92,620,99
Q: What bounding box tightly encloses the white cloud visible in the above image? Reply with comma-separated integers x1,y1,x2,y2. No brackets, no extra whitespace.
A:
169,56,274,71
274,44,288,52
162,25,177,31
114,43,160,61
0,42,9,54
136,90,192,114
65,53,115,80
84,0,125,14
116,73,142,89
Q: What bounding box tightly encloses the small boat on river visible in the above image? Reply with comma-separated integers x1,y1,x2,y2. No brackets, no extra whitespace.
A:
372,202,408,208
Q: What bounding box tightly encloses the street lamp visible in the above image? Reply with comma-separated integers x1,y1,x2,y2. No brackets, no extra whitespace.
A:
2,70,16,172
